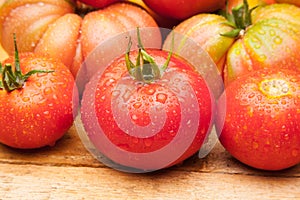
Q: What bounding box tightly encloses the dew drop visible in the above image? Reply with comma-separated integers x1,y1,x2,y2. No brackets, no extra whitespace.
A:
131,114,138,121
44,87,52,95
112,90,121,98
258,54,267,62
258,29,266,35
254,44,261,49
144,138,153,147
292,149,299,157
22,97,30,102
274,36,282,45
145,88,155,95
252,141,259,149
269,29,276,36
133,102,142,109
156,93,167,104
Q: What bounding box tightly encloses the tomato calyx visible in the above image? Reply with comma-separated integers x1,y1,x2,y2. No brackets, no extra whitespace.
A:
0,35,53,92
221,0,255,38
125,28,173,83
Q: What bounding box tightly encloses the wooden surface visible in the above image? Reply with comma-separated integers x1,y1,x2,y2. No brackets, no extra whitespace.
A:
0,121,299,200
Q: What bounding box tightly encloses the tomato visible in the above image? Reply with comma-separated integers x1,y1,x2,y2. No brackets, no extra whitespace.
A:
216,68,300,170
276,0,300,6
77,0,118,8
125,0,180,28
164,3,300,86
0,39,78,149
142,0,226,20
80,32,215,171
225,0,275,11
0,1,160,78
225,3,300,85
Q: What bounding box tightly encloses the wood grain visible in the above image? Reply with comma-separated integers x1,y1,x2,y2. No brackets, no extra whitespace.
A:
0,162,299,200
0,122,299,199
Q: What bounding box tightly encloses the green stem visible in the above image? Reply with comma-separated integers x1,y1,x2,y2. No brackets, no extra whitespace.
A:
221,0,256,38
0,34,54,92
125,27,173,83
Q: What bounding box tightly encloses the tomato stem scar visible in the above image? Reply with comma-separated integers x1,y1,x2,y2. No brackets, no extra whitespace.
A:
259,78,291,98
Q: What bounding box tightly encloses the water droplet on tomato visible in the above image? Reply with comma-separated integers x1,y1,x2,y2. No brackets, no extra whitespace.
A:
292,149,299,157
112,90,121,98
252,141,259,149
44,87,52,95
31,42,36,48
132,137,139,144
105,78,115,87
144,138,153,147
145,88,155,95
269,29,276,36
22,97,30,103
283,133,289,141
133,102,142,109
274,36,282,45
258,30,266,35
156,93,167,104
131,114,138,121
258,54,267,62
254,44,261,49
122,89,132,102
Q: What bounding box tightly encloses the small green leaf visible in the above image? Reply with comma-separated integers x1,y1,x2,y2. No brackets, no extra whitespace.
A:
0,34,54,92
124,27,173,83
221,0,255,39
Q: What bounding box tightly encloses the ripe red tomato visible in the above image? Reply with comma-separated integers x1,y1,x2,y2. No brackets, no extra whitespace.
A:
164,3,300,86
276,0,300,7
77,0,119,8
0,45,78,149
0,1,160,78
80,38,215,171
216,68,300,170
142,0,226,20
225,0,275,11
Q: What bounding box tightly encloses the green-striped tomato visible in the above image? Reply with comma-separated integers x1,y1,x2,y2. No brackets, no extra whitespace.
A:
164,3,300,86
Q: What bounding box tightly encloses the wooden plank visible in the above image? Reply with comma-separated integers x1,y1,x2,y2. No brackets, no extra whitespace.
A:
0,123,299,177
0,163,299,200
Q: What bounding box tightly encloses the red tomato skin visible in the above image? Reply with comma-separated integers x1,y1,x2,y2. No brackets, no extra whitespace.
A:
276,0,300,7
0,1,160,78
81,49,215,169
78,0,119,8
81,2,160,60
142,0,226,20
216,68,300,170
0,53,78,149
225,0,275,11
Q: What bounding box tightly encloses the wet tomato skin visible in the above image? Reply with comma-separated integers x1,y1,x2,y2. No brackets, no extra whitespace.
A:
0,53,78,149
142,0,226,20
78,0,119,8
81,49,215,169
216,68,300,170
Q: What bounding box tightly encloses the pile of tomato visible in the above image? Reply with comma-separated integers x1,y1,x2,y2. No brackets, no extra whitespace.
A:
0,0,299,172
